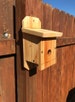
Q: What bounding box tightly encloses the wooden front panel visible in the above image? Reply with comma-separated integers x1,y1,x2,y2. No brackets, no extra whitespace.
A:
40,40,56,70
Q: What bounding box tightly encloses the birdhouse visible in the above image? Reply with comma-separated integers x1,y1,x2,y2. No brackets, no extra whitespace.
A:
22,16,63,70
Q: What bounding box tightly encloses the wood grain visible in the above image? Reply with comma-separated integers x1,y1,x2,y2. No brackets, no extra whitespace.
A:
0,57,15,102
0,0,15,102
22,28,62,38
0,39,15,56
16,0,75,102
59,11,67,37
72,45,75,87
43,4,52,30
52,8,60,31
0,96,1,102
25,0,43,102
50,7,61,102
40,39,56,70
73,18,75,37
42,4,53,102
0,0,15,38
22,16,41,29
57,37,75,47
66,14,74,37
0,67,1,97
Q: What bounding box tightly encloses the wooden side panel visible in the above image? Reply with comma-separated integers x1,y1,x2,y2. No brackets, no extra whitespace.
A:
23,34,40,70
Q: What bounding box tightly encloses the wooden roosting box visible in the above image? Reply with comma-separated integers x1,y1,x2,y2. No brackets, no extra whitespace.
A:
22,16,63,70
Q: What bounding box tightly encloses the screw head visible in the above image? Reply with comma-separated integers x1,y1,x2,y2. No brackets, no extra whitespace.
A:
3,32,11,38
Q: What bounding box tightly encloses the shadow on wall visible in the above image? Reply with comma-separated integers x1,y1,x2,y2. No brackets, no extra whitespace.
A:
66,88,75,102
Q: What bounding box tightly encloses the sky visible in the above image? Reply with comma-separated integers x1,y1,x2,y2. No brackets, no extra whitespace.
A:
43,0,75,16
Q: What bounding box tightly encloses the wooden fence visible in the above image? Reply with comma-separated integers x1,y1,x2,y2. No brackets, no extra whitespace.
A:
16,0,75,102
0,0,15,102
0,0,75,102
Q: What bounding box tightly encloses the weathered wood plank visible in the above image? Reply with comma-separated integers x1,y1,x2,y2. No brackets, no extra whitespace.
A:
0,0,15,37
26,0,43,102
16,0,40,102
0,39,15,56
43,4,52,29
52,8,60,31
16,0,26,100
60,46,74,102
0,0,15,102
0,67,1,96
49,8,61,102
59,11,67,37
0,96,1,102
0,57,15,102
57,37,75,47
25,0,43,102
72,45,75,87
25,0,43,25
42,3,53,102
16,0,75,102
73,18,75,37
66,14,74,37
